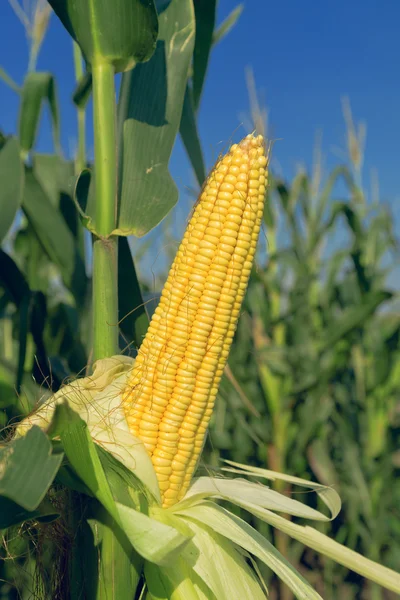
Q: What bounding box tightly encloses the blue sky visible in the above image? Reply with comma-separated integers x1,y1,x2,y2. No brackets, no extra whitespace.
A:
1,0,399,258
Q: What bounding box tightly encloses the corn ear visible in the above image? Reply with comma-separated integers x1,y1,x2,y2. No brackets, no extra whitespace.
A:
123,134,269,506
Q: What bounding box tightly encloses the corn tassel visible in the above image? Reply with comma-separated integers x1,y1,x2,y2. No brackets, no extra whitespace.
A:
123,134,269,506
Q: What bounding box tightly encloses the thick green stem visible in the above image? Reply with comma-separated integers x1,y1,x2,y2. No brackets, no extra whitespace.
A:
88,60,142,600
92,62,119,361
72,41,87,268
93,238,119,360
73,42,87,174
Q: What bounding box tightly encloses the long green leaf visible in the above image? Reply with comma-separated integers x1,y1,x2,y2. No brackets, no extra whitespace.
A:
33,153,81,243
0,137,24,243
50,402,118,519
244,503,400,594
116,502,191,566
179,84,206,186
0,426,63,512
0,65,21,94
0,250,32,393
22,171,86,303
319,290,392,353
72,71,92,108
178,502,322,600
115,0,195,237
192,0,217,111
0,496,60,528
212,4,243,46
18,72,60,156
118,236,149,349
181,517,267,600
48,0,158,72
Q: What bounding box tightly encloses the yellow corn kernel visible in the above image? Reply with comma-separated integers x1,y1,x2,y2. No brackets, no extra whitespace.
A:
123,134,269,507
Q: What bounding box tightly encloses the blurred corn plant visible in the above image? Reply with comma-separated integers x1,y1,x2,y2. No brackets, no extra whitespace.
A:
197,79,399,599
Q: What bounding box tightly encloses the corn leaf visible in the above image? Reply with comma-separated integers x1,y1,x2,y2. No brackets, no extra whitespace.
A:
0,137,24,244
178,475,338,521
118,236,149,349
0,65,21,94
116,502,191,566
72,71,92,108
0,357,49,412
32,154,81,248
115,0,195,237
179,84,206,186
178,501,323,600
221,460,342,518
192,0,217,111
212,5,243,46
22,171,86,303
32,154,74,208
18,72,60,155
48,0,158,72
181,517,266,600
242,503,400,594
318,289,392,353
0,426,63,512
0,496,60,529
86,512,142,600
144,563,172,600
50,402,119,520
145,558,211,600
0,251,50,394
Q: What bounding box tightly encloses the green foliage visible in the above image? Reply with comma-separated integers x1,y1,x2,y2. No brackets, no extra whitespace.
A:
0,138,24,245
48,0,158,72
18,72,60,157
204,161,400,597
0,1,398,598
118,237,149,349
23,170,86,303
0,426,62,526
115,0,195,237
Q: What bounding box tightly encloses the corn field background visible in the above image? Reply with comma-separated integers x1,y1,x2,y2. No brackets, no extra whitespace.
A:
0,1,399,599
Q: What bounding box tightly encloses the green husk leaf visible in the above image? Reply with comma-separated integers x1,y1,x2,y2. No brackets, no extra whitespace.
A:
145,557,211,600
177,501,322,600
16,356,161,501
50,402,118,519
176,475,337,521
221,460,341,518
116,502,191,566
181,516,266,600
